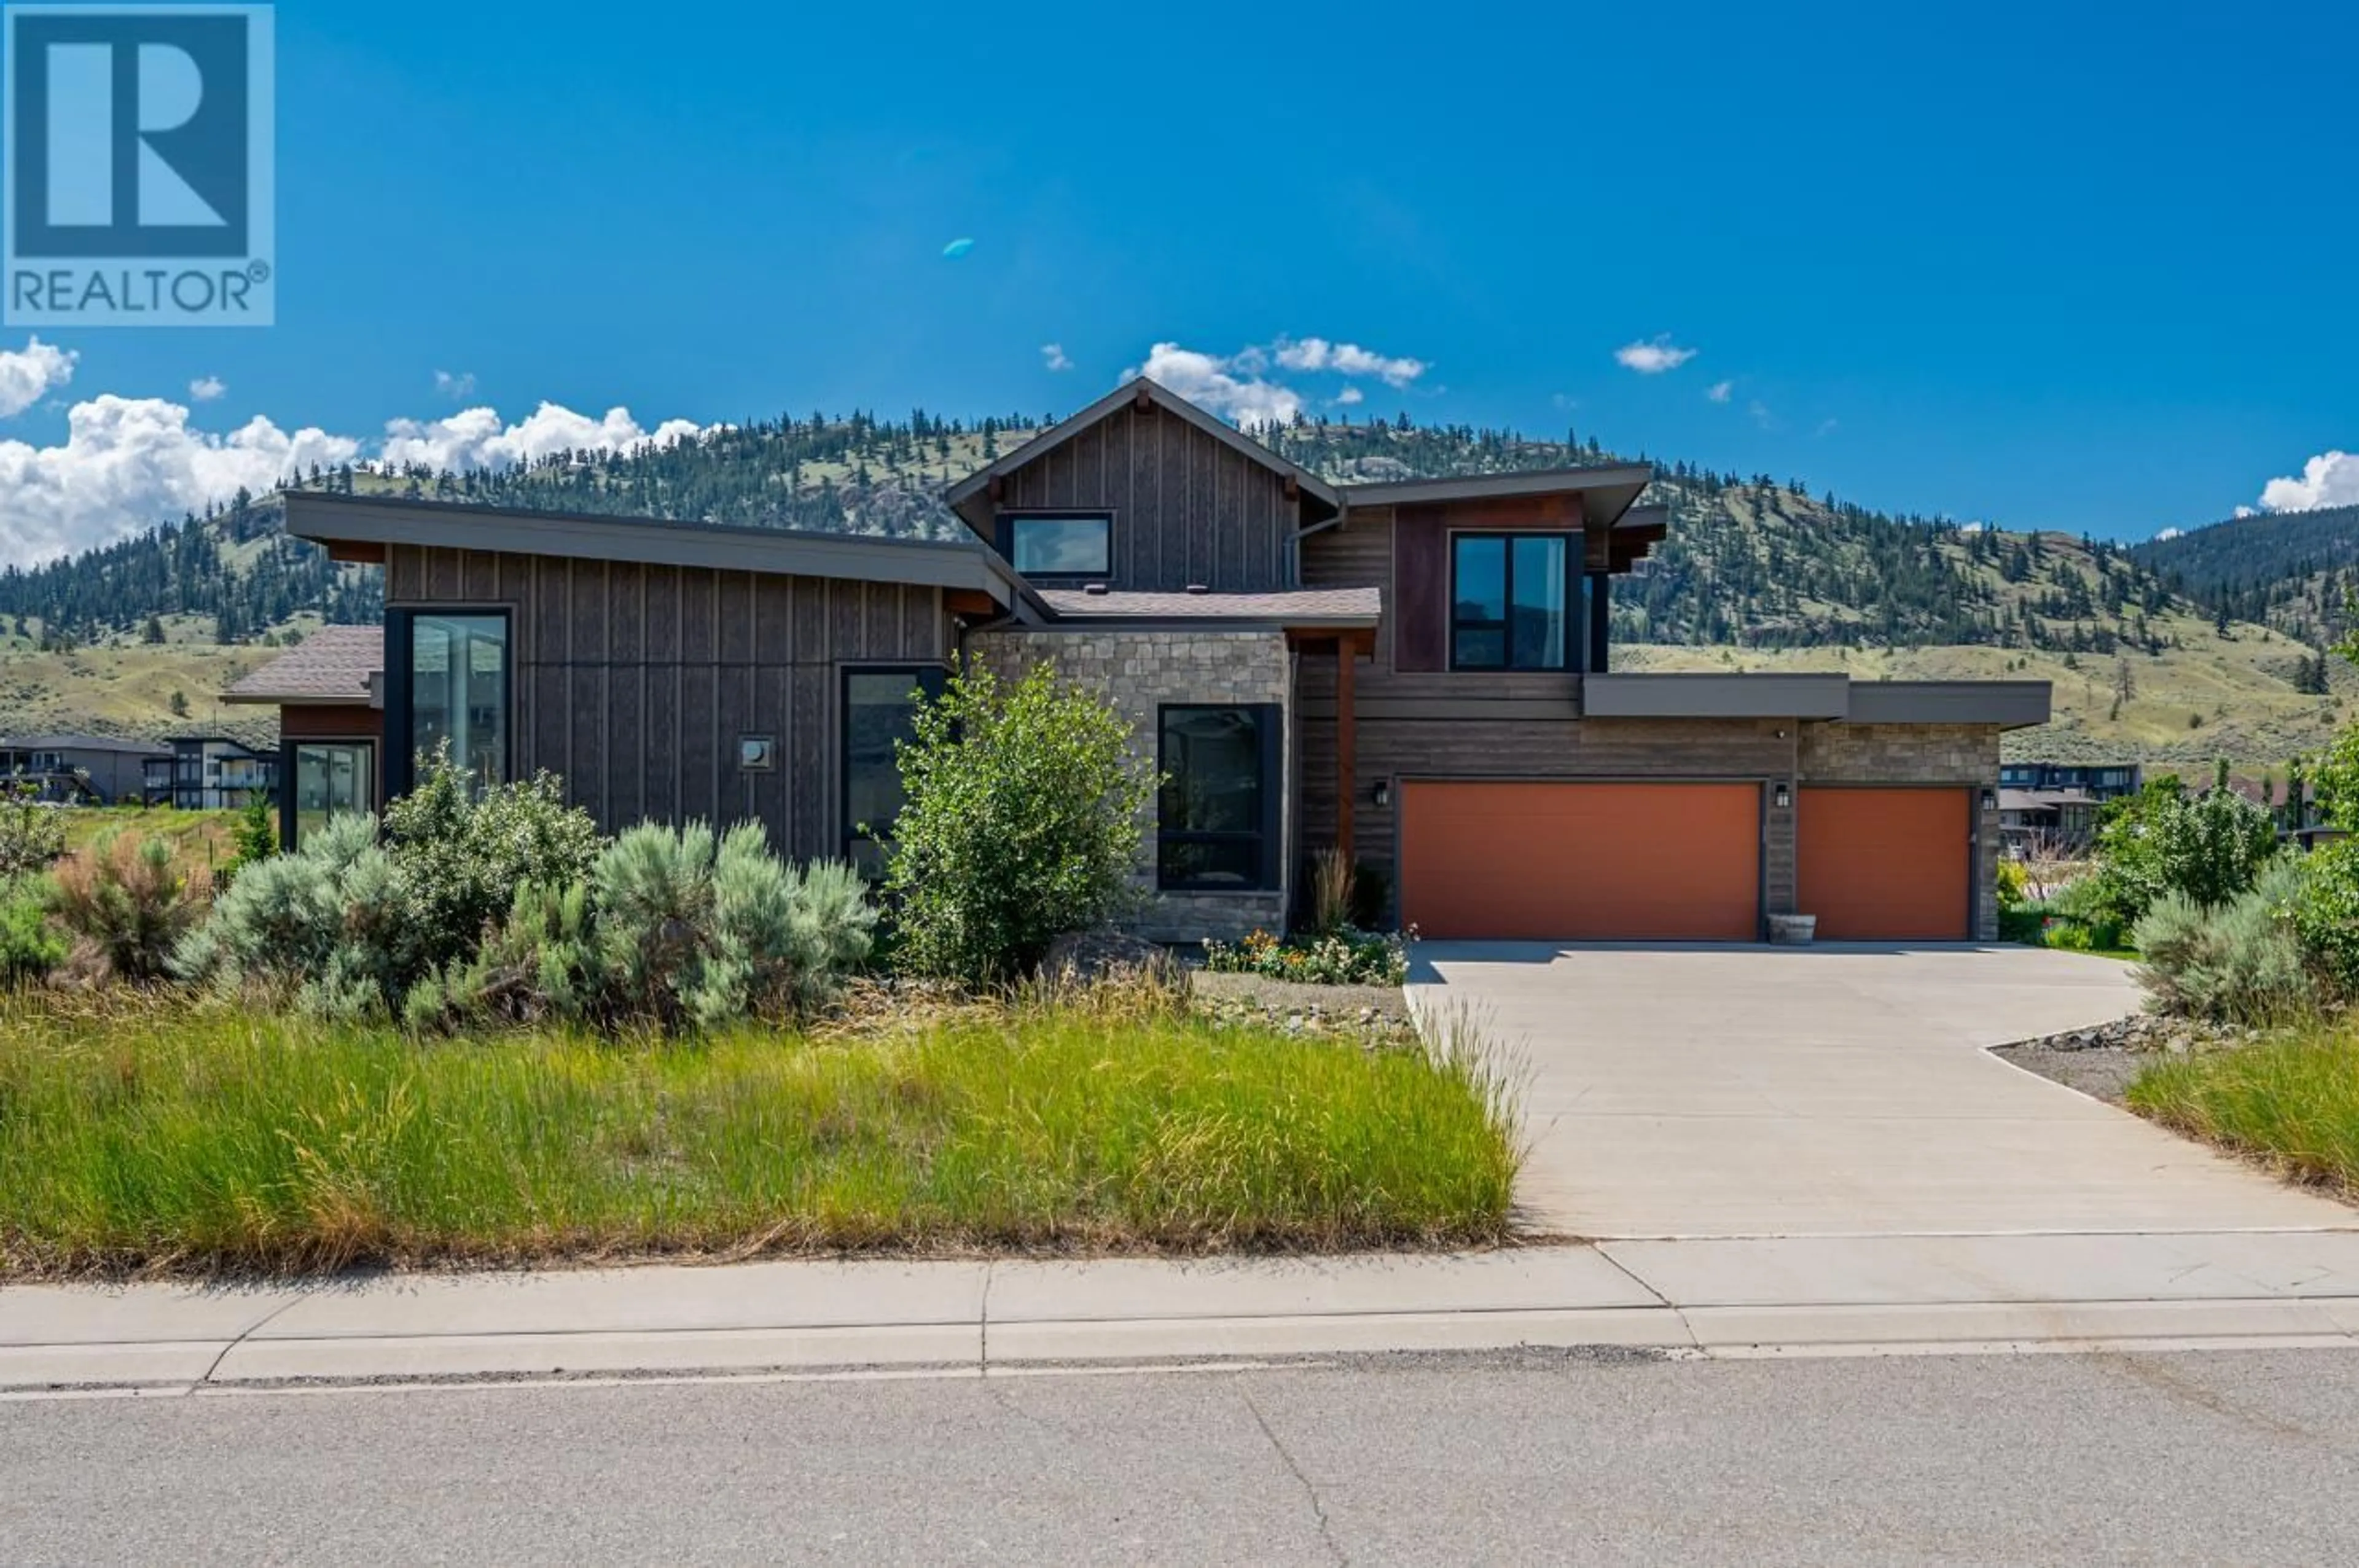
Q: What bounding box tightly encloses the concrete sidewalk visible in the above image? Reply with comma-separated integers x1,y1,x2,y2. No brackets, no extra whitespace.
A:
15,1231,2359,1393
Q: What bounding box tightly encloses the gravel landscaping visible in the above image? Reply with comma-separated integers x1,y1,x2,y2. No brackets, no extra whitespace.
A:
1993,1013,2261,1106
1189,969,1416,1039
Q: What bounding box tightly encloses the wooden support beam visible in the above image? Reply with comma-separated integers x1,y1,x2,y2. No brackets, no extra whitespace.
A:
1336,633,1358,866
1135,384,1154,413
942,588,998,617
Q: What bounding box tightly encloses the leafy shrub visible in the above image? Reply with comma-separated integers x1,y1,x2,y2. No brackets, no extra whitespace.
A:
1203,927,1410,987
46,831,198,984
1995,859,2030,910
2133,857,2314,1024
594,821,875,1029
1348,860,1392,932
2049,876,2129,951
0,782,65,880
1997,897,2050,946
0,876,63,986
2289,838,2359,999
2076,782,2282,934
381,747,603,972
886,662,1155,985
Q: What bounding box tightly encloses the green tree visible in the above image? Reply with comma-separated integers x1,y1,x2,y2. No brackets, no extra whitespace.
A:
141,615,166,644
884,661,1155,984
167,689,189,719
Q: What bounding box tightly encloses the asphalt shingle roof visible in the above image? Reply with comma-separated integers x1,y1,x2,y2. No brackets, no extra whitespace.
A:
1036,587,1381,623
224,625,383,703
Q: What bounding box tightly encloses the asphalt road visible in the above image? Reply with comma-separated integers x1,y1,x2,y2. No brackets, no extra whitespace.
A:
8,1348,2359,1565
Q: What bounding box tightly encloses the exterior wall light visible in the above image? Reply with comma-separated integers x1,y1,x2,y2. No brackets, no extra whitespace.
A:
1980,787,1998,811
1373,779,1391,809
1772,781,1792,809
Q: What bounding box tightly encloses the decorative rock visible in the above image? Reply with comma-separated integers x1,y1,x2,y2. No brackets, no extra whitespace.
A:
1039,930,1187,992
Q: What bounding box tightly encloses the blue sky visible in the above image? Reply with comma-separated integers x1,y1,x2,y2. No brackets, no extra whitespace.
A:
3,0,2354,561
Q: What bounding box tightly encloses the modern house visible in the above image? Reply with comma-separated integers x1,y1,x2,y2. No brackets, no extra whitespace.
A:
163,736,278,810
236,376,2051,943
1997,787,2103,854
0,733,174,804
1998,761,2142,802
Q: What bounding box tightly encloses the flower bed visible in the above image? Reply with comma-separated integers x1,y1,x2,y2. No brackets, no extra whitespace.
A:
1202,927,1410,988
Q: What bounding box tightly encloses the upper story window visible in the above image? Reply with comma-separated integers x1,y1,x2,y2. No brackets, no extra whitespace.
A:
1004,513,1111,579
1451,533,1570,671
393,609,511,795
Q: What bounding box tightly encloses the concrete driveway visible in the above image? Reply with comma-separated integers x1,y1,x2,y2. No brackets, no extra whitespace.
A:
1410,944,2358,1239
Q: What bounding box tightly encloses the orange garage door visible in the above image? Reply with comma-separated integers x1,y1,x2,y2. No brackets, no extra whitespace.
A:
1796,787,1971,941
1399,782,1763,941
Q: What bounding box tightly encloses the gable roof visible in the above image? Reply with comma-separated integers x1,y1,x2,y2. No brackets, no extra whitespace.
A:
944,377,1342,537
222,624,383,706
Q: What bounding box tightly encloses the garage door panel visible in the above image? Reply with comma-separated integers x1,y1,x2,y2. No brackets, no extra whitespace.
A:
1796,787,1971,941
1401,781,1761,942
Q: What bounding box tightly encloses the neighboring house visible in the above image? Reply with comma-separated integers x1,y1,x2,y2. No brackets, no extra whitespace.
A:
1998,761,2142,801
1997,787,2102,854
243,376,2051,943
164,736,278,810
0,733,174,804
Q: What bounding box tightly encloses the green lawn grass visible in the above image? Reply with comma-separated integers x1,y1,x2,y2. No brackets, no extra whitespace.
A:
2127,1024,2359,1193
0,993,1519,1277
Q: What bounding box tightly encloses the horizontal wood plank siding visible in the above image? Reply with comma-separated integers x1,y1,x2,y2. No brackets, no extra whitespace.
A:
385,544,950,863
998,402,1296,592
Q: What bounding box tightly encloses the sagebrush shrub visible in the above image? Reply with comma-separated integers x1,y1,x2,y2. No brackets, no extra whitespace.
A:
885,661,1154,984
47,830,197,983
404,881,597,1033
172,814,421,1017
2134,857,2314,1024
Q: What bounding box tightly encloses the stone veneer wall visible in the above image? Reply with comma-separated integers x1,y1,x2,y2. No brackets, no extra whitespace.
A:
1795,720,2005,942
969,628,1293,943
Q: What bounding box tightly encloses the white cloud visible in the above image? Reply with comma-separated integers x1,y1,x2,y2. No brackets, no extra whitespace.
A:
1128,333,1431,428
0,396,361,565
1128,342,1305,427
1273,337,1426,388
1814,417,1840,437
0,379,710,567
1959,521,1988,534
1614,335,1697,375
1705,380,1733,404
2258,450,2359,512
0,337,76,418
2234,505,2256,518
187,375,226,402
1040,343,1073,372
2155,526,2185,541
433,369,477,400
380,402,704,474
1747,399,1777,431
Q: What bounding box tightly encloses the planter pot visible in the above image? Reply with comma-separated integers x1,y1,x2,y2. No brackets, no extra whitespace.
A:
1767,913,1818,946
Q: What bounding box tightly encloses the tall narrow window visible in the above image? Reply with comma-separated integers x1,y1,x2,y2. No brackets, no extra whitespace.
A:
843,666,949,875
405,612,510,790
1004,513,1112,578
1159,704,1280,891
1450,533,1569,670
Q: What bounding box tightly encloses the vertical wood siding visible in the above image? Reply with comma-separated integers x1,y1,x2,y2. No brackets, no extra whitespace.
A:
388,545,951,864
999,403,1297,591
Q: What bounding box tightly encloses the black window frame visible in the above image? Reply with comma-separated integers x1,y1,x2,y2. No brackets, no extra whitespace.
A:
1449,531,1578,672
384,606,515,802
841,663,950,873
278,737,380,852
1156,703,1282,893
998,510,1114,582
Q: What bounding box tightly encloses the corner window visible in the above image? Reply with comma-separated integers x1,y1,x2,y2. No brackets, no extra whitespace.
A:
1005,513,1112,578
394,610,510,794
843,666,949,876
1451,533,1570,671
1159,704,1280,891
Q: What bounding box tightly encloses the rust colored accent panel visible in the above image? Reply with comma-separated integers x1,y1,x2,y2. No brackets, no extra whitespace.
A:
1400,781,1762,941
1392,505,1447,672
280,704,381,741
1796,787,1971,940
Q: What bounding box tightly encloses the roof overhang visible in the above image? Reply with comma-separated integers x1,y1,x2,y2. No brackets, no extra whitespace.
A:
281,493,1034,613
944,377,1342,537
1329,462,1655,536
1583,674,2054,730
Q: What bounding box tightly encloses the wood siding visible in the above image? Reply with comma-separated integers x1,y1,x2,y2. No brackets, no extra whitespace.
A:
995,402,1298,591
386,545,951,862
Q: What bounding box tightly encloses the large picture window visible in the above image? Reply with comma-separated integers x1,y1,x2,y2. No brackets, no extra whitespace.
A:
843,666,949,875
1451,533,1570,670
391,610,510,795
1159,704,1280,891
1004,513,1112,578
